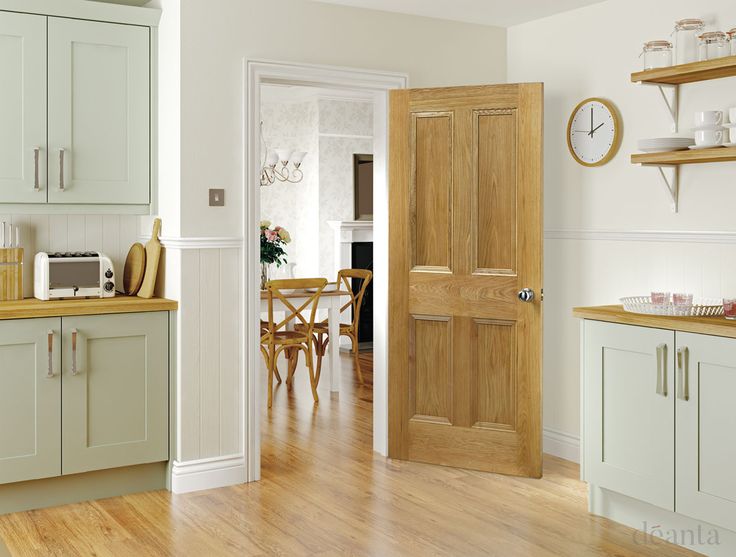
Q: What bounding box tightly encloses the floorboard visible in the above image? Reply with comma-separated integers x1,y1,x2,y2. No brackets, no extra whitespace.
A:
0,349,699,556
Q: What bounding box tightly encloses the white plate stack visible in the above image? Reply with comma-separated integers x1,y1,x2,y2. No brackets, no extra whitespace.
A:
637,137,695,153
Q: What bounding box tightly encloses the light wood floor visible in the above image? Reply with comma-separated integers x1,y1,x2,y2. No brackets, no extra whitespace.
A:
0,350,699,556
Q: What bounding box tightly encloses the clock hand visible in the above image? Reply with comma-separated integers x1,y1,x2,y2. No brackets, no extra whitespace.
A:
590,122,605,136
589,107,593,136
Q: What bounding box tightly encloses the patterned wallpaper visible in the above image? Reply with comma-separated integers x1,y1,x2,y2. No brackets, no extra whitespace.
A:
260,97,373,280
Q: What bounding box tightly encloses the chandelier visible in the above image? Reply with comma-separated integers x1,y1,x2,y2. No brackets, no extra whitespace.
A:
260,122,307,187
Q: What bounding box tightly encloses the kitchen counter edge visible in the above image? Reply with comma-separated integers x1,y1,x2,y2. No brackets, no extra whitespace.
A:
573,304,736,339
0,296,178,320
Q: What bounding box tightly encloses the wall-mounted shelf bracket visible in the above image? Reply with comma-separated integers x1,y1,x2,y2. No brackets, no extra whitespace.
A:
641,164,679,213
638,82,678,132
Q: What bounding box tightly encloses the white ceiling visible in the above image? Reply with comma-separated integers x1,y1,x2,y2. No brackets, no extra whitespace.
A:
310,0,605,27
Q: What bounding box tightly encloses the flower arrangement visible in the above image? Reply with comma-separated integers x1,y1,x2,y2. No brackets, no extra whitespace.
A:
260,220,291,267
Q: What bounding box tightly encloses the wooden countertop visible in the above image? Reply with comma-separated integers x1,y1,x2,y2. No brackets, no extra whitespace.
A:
573,305,736,339
0,296,178,320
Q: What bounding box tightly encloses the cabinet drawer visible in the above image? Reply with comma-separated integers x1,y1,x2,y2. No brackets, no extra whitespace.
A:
61,312,168,475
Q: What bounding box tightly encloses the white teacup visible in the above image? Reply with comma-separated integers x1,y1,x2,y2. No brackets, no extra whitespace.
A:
729,126,736,144
694,110,724,128
730,107,736,125
694,128,724,146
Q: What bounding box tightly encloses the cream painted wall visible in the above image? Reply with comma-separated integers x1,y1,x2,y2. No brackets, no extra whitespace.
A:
178,0,507,238
508,0,736,454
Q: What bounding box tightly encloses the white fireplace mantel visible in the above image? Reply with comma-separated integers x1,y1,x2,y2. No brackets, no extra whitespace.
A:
327,220,373,278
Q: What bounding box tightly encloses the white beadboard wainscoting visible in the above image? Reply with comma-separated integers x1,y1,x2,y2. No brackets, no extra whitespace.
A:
160,238,244,493
0,214,140,295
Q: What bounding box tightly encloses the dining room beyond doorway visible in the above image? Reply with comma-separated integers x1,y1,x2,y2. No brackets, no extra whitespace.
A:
258,83,376,457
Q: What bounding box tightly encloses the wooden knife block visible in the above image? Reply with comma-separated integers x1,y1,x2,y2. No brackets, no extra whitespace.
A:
0,248,23,301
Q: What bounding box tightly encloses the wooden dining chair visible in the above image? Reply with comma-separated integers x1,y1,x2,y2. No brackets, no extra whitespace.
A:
260,278,327,408
297,269,372,386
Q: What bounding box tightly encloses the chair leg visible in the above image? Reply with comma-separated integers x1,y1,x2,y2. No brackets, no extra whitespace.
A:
351,334,365,385
305,344,320,404
286,347,298,390
315,333,325,385
274,363,282,384
267,346,275,408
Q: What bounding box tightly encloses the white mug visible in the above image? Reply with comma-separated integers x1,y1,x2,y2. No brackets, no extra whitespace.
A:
694,128,723,146
730,107,736,125
694,110,724,128
729,126,736,144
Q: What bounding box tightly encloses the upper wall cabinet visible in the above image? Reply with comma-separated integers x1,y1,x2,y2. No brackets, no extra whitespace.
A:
48,18,150,205
0,12,47,203
0,10,152,209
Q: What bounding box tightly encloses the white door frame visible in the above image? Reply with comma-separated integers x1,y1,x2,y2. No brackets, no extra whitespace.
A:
243,59,408,481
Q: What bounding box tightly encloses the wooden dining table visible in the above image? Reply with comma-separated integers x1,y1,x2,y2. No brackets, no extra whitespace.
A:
260,287,351,393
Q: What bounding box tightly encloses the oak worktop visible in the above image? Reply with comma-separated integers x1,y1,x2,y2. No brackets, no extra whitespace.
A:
573,305,736,339
0,296,177,320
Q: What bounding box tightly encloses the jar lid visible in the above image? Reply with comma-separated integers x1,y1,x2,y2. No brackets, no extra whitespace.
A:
643,40,672,51
675,18,705,30
699,31,728,43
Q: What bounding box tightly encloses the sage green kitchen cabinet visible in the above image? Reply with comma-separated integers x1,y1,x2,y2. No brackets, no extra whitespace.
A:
0,12,47,203
0,10,151,208
61,312,168,475
0,311,168,486
47,18,150,205
0,318,61,484
676,332,736,532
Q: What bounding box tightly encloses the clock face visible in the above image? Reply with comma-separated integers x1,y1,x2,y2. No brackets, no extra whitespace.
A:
567,99,620,166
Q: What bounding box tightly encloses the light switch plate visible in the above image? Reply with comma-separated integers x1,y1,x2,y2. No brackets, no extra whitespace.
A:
209,188,225,207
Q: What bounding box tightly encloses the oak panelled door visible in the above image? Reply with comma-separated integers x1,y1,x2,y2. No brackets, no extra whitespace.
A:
388,84,543,477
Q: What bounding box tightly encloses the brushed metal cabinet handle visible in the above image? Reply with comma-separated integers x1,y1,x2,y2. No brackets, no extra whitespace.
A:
656,343,667,397
678,347,690,401
59,148,65,191
47,330,54,378
33,147,41,191
71,328,80,375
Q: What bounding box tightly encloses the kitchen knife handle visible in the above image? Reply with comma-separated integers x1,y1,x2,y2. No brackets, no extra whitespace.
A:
47,330,55,378
71,329,80,375
33,147,41,191
677,347,690,401
656,343,667,397
59,148,65,191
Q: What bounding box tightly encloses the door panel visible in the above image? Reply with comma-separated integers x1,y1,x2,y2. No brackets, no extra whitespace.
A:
0,12,47,203
585,321,675,511
412,113,453,271
0,318,61,484
676,332,736,531
62,312,168,475
389,83,543,477
48,18,150,205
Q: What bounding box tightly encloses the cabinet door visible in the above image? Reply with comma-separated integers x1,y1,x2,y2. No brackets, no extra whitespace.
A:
0,12,47,203
47,18,150,205
676,332,736,531
0,318,61,484
62,312,168,475
584,321,675,510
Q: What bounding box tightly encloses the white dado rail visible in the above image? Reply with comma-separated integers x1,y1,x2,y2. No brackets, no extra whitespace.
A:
327,220,373,279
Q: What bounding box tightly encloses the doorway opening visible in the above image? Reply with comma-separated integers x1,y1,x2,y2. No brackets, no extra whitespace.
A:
243,60,408,481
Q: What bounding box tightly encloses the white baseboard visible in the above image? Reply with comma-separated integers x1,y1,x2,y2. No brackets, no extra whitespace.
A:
543,428,580,463
170,454,246,494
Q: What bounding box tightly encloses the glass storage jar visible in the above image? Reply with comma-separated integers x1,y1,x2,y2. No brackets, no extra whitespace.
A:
673,18,704,64
641,40,673,70
699,31,729,61
729,28,736,56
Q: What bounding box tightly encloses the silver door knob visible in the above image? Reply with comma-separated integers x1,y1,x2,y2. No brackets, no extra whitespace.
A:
518,288,535,303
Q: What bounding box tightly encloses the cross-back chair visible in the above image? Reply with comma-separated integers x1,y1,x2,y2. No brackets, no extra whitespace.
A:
260,278,327,408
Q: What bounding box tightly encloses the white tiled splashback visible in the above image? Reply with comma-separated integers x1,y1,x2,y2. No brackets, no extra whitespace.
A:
0,214,139,297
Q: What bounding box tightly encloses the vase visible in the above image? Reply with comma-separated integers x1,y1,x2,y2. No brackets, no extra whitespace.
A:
260,262,272,290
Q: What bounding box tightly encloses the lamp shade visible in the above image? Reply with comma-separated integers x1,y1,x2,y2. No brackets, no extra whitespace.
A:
290,151,307,165
276,149,291,164
266,150,279,166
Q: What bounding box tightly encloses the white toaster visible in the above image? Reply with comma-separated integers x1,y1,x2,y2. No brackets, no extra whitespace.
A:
34,251,116,300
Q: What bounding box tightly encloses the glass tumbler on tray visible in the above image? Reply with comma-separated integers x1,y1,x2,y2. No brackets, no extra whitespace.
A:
724,299,736,320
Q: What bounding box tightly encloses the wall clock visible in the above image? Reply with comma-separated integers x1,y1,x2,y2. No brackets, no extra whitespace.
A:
566,98,621,167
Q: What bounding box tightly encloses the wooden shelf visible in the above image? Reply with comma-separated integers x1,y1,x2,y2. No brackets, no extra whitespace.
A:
632,55,736,85
0,295,178,321
631,147,736,166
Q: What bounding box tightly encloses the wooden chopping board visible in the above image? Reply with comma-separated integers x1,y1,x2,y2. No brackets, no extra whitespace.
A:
123,243,146,296
137,218,162,299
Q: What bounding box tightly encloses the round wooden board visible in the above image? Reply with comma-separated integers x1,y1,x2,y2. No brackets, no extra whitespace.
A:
123,243,146,296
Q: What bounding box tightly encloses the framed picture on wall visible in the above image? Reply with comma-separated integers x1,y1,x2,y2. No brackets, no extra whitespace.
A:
353,154,373,221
